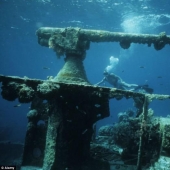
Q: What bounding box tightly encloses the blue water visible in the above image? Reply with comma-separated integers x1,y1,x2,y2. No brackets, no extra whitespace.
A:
0,0,170,142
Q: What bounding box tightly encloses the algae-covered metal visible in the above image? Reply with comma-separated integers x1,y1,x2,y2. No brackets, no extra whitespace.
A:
36,27,170,57
1,26,170,170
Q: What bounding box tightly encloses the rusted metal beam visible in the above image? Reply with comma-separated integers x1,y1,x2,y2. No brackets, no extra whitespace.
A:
0,74,169,102
36,27,170,51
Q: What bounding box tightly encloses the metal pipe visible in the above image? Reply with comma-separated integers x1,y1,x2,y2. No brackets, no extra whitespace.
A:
36,27,170,50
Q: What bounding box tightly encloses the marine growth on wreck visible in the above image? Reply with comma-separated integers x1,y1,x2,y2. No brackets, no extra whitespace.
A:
0,27,170,170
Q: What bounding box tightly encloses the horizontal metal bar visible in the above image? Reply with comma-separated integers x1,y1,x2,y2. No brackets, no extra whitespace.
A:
36,27,170,50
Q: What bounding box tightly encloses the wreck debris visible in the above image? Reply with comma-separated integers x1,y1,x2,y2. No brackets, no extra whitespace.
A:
0,74,170,169
93,109,170,169
0,26,170,170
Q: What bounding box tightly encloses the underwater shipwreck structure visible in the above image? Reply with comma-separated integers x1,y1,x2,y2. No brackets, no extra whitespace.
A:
0,27,170,170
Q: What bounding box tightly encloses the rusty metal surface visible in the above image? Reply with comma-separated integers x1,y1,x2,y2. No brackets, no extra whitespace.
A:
36,27,170,51
0,74,169,102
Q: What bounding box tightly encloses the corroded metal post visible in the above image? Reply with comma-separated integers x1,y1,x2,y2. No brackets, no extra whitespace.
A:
33,27,112,170
136,96,149,170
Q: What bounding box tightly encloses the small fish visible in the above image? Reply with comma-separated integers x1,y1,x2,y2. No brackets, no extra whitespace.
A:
14,104,21,107
157,76,162,78
96,114,101,118
82,129,88,134
139,66,145,68
20,16,30,22
43,67,50,70
94,104,101,108
11,26,19,29
69,20,83,24
122,70,124,72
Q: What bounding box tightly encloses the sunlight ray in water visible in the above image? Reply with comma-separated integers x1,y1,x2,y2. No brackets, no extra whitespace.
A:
121,14,170,33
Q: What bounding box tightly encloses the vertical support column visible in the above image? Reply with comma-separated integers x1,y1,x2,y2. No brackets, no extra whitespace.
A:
42,87,110,170
22,97,48,167
136,96,149,170
43,102,62,170
159,118,170,156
